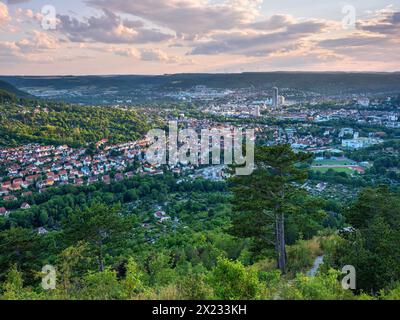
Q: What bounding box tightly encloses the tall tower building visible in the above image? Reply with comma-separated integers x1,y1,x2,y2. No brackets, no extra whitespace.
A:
272,87,279,108
278,95,285,106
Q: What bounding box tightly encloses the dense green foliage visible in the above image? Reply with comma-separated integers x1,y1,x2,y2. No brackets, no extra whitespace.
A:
0,102,152,147
1,92,400,300
0,140,399,300
0,80,33,99
0,171,348,300
326,186,400,293
229,145,312,272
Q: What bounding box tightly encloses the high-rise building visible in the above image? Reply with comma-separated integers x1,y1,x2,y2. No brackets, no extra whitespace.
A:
272,87,279,108
278,95,285,106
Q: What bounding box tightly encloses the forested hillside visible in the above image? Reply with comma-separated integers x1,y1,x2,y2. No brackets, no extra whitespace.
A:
2,72,400,98
0,80,33,99
0,101,152,147
1,145,400,300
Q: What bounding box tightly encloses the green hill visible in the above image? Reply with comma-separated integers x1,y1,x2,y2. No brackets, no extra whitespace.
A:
0,80,34,99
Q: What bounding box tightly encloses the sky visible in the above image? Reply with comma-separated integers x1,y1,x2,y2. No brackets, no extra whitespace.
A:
0,0,399,75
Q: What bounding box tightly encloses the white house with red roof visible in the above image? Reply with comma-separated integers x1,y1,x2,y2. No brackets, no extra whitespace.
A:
20,203,31,210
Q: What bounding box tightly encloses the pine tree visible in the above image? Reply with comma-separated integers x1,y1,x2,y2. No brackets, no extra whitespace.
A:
230,144,311,273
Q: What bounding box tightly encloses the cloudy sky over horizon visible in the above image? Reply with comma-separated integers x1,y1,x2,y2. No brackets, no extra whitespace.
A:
0,0,399,75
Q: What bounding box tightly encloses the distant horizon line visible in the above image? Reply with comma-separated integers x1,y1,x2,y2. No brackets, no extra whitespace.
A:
1,71,400,77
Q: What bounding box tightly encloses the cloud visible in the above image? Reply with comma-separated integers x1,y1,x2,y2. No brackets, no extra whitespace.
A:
139,48,182,63
359,10,400,35
1,1,399,73
111,47,141,58
0,41,17,56
0,30,60,61
5,0,30,4
57,9,174,44
20,30,60,51
315,9,400,65
110,46,185,63
319,35,389,49
0,1,11,27
189,18,328,57
245,14,295,30
86,0,262,38
15,7,43,21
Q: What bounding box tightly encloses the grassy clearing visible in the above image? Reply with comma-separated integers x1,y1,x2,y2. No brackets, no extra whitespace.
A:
311,167,356,174
312,158,356,166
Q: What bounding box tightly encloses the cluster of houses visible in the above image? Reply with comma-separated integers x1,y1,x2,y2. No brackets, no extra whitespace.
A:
168,109,389,152
0,138,165,210
193,91,400,128
273,127,333,149
0,132,234,217
313,109,399,127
